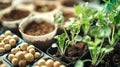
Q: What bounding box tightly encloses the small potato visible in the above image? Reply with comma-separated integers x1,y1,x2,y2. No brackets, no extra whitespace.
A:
8,54,15,61
0,64,7,67
3,38,9,44
37,59,46,66
12,58,19,66
0,42,5,48
15,51,25,60
53,61,61,67
5,30,12,36
12,35,18,41
59,65,66,67
20,43,28,51
46,59,54,67
29,48,35,55
18,60,26,67
11,48,20,54
25,53,34,62
27,45,35,51
4,44,11,51
0,47,5,53
9,39,16,47
34,52,40,59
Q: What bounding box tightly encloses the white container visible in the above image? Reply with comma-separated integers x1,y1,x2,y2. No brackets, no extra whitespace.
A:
0,5,33,29
19,15,58,43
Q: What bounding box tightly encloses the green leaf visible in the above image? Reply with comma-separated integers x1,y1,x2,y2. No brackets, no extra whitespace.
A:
52,43,58,48
75,60,84,67
117,29,120,36
82,35,91,42
54,12,64,26
75,36,82,42
74,6,84,15
105,46,114,53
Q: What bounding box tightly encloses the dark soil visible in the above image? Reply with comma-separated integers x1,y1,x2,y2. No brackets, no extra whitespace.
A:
1,10,30,21
24,21,55,36
0,2,11,10
62,0,78,7
63,11,76,22
54,42,88,66
35,4,56,12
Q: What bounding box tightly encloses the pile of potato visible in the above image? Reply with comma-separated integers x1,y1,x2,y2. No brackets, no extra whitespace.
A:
8,43,41,67
0,59,7,67
0,30,18,53
35,59,66,67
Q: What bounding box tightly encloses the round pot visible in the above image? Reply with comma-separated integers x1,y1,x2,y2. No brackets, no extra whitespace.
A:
12,0,35,12
0,6,32,29
0,1,12,15
33,0,60,16
19,15,58,50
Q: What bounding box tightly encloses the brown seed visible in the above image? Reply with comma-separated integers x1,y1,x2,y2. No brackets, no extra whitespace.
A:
9,39,16,47
15,51,25,60
12,58,19,66
4,44,11,51
25,53,34,62
8,54,15,61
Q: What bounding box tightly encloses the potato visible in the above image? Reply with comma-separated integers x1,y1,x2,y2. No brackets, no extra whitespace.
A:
20,43,28,51
12,35,18,41
29,48,35,55
11,48,20,54
60,65,66,67
53,61,61,67
46,59,54,67
15,51,25,60
3,38,9,44
0,47,5,53
25,53,34,62
4,44,11,51
18,60,26,67
0,64,7,67
5,30,12,36
12,58,19,66
37,59,46,66
27,45,35,51
34,52,40,59
8,54,15,61
9,39,16,47
0,42,4,48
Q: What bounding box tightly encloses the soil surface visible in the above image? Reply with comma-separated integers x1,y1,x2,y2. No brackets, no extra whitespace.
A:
1,10,30,21
35,4,56,12
62,1,78,7
63,11,76,22
54,42,88,66
24,21,55,36
0,2,11,10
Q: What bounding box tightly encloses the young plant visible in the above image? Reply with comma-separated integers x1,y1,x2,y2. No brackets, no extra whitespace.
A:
52,8,83,55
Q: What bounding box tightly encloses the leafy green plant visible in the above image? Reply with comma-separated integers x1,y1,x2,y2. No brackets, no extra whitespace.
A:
75,0,120,67
53,11,82,55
